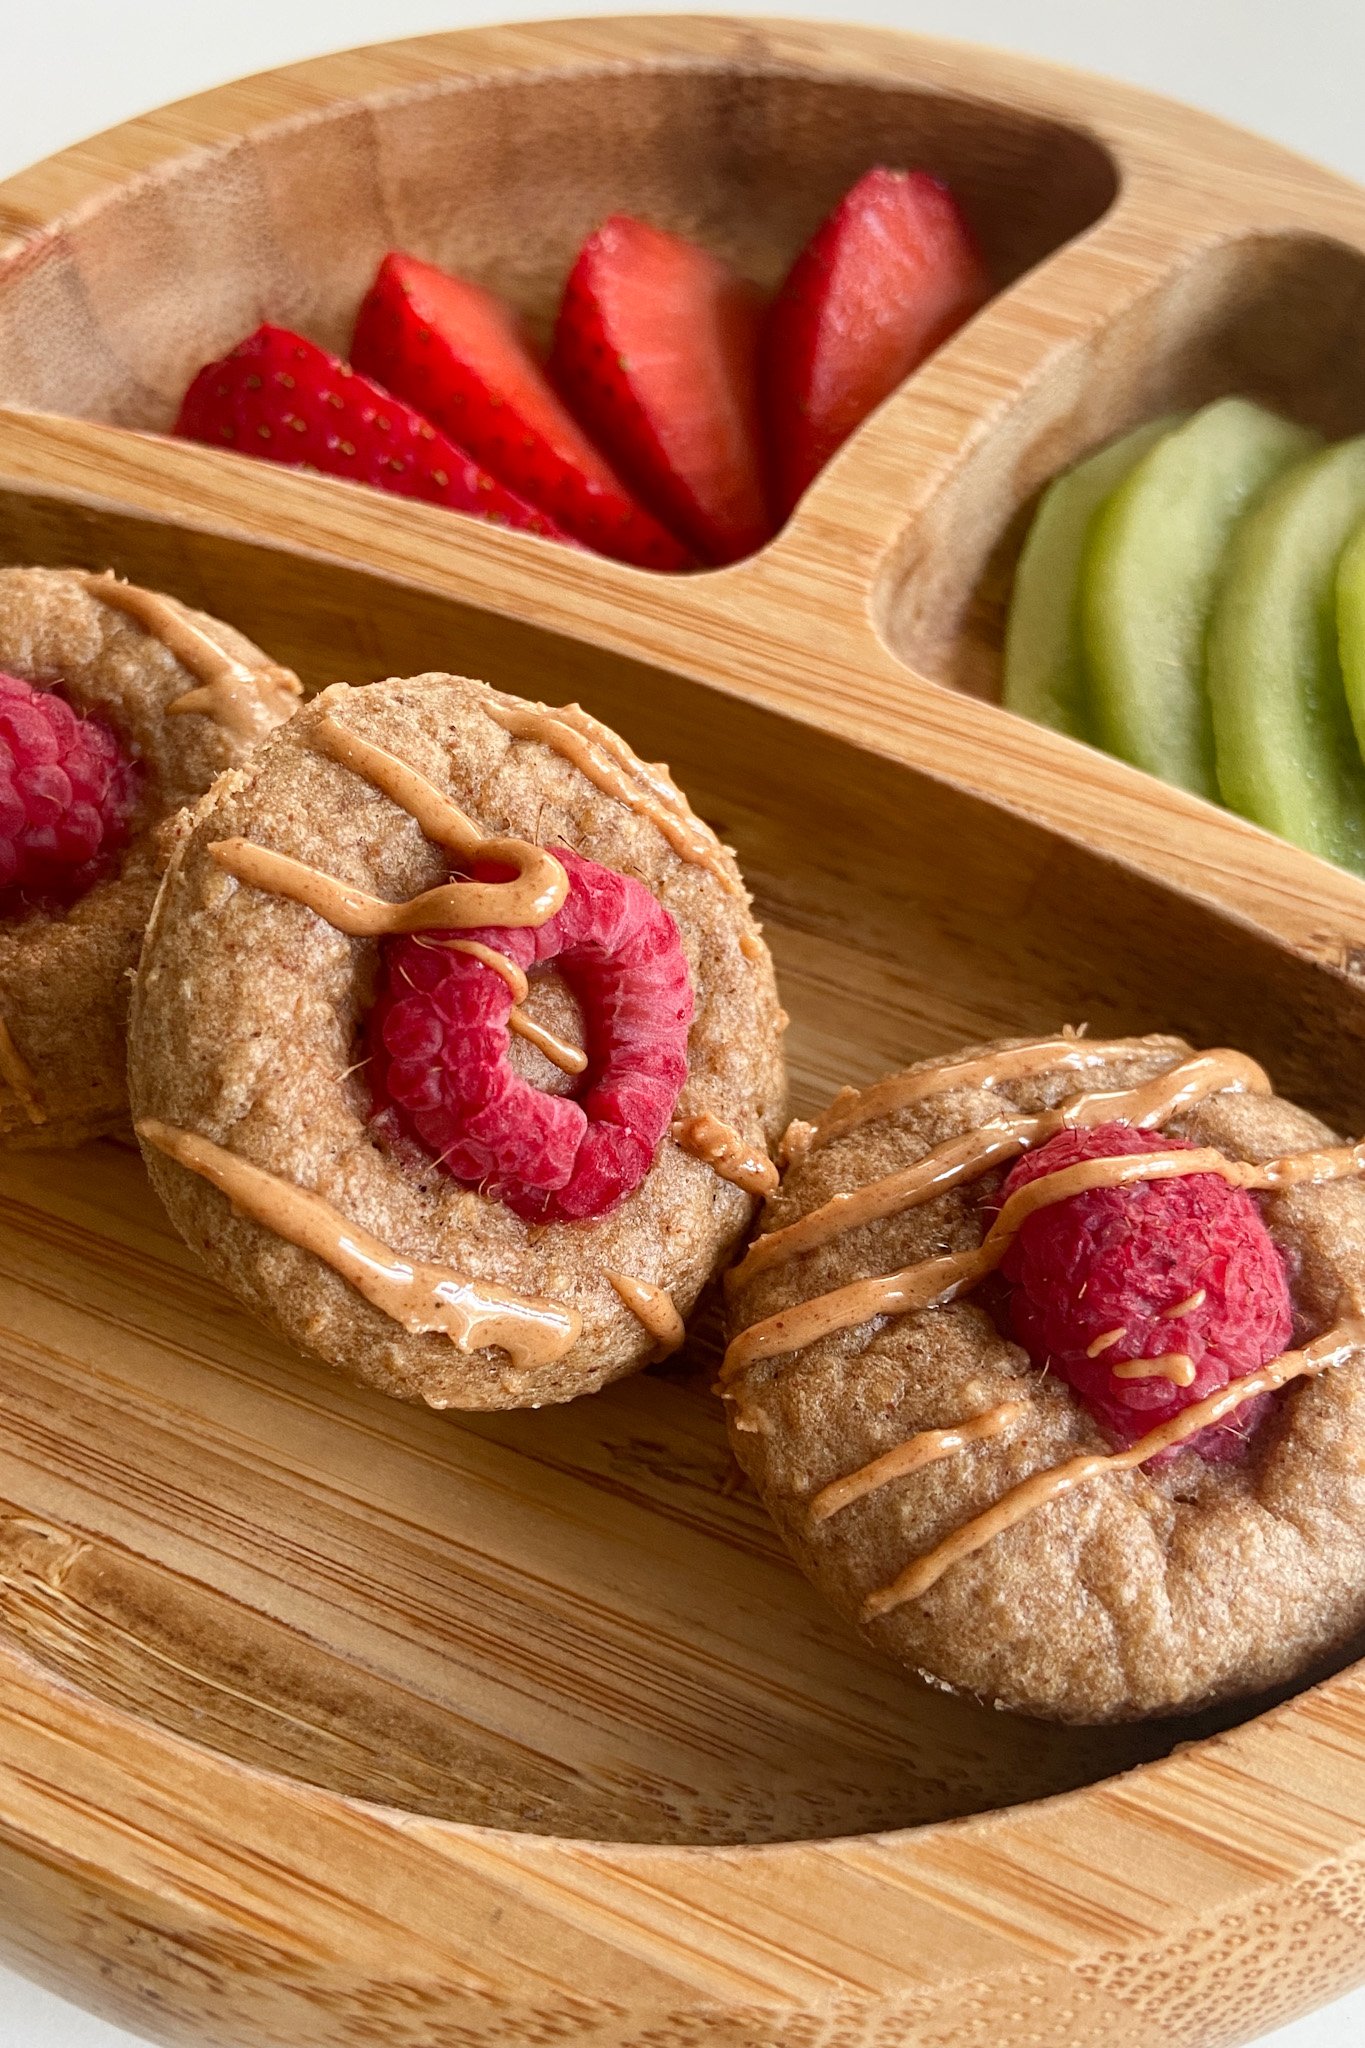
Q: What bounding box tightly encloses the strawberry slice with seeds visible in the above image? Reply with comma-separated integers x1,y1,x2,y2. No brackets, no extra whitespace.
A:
764,168,990,517
551,217,772,567
352,252,692,570
174,324,573,544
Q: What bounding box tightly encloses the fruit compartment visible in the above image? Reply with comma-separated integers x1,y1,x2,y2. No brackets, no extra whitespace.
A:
888,230,1365,701
5,481,1365,1848
0,44,1116,557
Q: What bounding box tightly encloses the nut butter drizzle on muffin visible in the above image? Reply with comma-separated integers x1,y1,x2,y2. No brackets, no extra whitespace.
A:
414,936,588,1077
606,1272,685,1358
808,1399,1029,1523
724,1048,1271,1306
214,706,771,1220
483,698,746,897
542,702,703,834
138,1120,580,1370
210,715,569,935
727,1131,1365,1376
808,1032,1172,1148
72,572,302,738
722,1037,1365,1612
1112,1353,1196,1385
673,1111,779,1195
863,1320,1365,1618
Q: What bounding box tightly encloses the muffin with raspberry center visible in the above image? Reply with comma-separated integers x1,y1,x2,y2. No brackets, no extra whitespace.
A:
0,567,299,1147
130,675,785,1410
725,1033,1365,1721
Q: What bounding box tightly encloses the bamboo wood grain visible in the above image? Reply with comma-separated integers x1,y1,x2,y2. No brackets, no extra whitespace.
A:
1,17,1365,2047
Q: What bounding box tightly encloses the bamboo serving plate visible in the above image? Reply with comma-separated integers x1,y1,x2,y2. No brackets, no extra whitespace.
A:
4,16,1365,2047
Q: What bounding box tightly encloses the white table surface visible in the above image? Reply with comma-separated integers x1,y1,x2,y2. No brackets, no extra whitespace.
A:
2,1,1365,2042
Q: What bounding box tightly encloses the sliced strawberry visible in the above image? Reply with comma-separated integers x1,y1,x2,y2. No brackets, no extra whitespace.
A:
352,252,692,571
550,217,772,567
174,325,573,544
764,168,990,517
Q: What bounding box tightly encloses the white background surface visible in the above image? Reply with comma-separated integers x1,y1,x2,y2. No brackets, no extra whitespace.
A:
1,1,1364,2043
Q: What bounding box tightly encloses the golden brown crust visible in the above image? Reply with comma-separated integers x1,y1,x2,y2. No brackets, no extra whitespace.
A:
0,567,294,1148
129,676,787,1410
725,1035,1365,1722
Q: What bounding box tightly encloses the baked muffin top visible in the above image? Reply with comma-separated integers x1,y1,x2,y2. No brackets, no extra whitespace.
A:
131,675,786,1409
725,1033,1365,1722
0,566,299,1146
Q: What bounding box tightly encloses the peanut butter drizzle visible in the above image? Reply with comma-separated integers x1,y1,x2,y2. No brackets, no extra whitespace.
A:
1103,1139,1365,1196
1086,1326,1126,1357
432,937,528,1002
780,1119,816,1168
809,1034,1219,1152
210,837,569,936
607,1271,685,1359
673,1111,779,1196
809,1400,1028,1524
729,1049,1270,1290
313,716,490,858
0,1017,44,1126
1112,1354,1196,1385
508,1010,588,1076
138,1119,580,1370
73,571,302,738
210,713,569,936
551,703,695,825
720,1124,1365,1385
861,1320,1365,1618
428,938,587,1076
483,697,743,896
729,1126,1020,1294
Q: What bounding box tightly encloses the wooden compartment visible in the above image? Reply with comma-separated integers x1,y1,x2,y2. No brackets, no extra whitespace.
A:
3,18,1365,2048
891,230,1365,703
0,59,1115,433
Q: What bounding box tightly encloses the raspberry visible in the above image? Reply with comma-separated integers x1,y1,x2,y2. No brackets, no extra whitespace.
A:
997,1121,1293,1460
0,673,140,916
366,847,693,1221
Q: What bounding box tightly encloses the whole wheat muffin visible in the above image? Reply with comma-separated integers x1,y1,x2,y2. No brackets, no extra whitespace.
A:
130,676,786,1410
724,1032,1365,1722
0,566,299,1147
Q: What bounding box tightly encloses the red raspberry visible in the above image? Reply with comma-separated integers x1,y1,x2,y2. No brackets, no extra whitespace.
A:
0,672,140,916
366,847,693,1222
998,1122,1293,1460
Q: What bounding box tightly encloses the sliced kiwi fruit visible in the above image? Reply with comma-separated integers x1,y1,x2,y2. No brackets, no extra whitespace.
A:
1082,398,1317,799
1002,418,1177,739
1207,436,1365,873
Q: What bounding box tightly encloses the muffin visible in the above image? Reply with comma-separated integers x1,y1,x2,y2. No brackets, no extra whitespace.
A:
130,676,786,1409
723,1032,1365,1721
0,566,299,1146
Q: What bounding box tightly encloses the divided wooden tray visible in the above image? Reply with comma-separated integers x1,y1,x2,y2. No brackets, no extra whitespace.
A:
2,17,1365,2047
